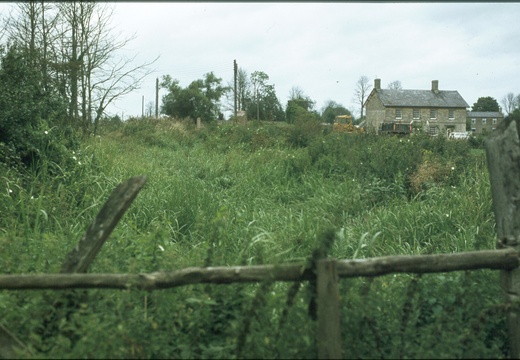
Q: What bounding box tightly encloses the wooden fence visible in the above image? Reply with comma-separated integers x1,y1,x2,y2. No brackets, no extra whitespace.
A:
1,118,520,359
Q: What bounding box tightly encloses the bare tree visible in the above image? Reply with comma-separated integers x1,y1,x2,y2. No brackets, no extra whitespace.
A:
387,80,402,90
236,67,250,111
353,75,372,120
58,2,158,135
5,1,63,104
223,67,249,117
146,101,154,117
289,86,305,100
501,92,518,115
4,1,157,135
288,86,314,111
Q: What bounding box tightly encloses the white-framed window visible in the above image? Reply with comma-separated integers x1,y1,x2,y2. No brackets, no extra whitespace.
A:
448,109,454,119
430,109,437,119
482,118,487,124
395,109,402,119
429,126,437,135
413,109,420,119
471,118,476,124
492,118,497,124
471,128,476,132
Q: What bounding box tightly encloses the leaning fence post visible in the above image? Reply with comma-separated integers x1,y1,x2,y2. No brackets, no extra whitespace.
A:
485,118,520,359
61,175,147,273
316,258,342,359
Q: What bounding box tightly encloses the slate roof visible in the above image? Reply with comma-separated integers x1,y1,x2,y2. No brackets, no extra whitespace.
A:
372,89,469,108
467,111,504,118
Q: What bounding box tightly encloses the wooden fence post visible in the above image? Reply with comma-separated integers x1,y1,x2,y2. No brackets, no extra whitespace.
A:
316,258,342,359
61,175,147,273
486,118,520,359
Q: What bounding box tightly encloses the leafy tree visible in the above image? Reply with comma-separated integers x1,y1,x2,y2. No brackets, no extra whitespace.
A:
471,96,500,112
286,86,316,124
321,100,351,124
260,84,285,121
200,72,228,118
250,71,269,121
353,75,372,120
238,70,283,122
160,72,227,122
285,100,303,125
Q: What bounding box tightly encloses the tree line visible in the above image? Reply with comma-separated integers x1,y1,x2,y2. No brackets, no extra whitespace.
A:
159,67,353,125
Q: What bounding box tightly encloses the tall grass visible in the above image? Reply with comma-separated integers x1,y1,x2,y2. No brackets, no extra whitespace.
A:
0,118,506,358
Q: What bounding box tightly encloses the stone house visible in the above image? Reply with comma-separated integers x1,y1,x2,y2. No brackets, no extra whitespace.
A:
467,111,504,134
364,79,469,136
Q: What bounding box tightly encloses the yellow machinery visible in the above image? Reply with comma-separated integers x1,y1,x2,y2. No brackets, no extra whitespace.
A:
333,114,363,133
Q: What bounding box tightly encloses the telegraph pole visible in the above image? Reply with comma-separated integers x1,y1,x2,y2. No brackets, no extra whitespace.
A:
155,78,159,118
142,95,144,118
234,60,238,120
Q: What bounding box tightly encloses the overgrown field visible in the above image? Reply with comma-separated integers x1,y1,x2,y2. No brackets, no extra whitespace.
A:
0,118,508,358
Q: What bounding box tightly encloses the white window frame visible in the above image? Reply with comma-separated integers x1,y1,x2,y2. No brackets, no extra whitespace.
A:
430,109,437,119
395,109,402,119
492,118,497,124
448,109,454,120
482,118,487,124
471,118,476,124
413,109,420,119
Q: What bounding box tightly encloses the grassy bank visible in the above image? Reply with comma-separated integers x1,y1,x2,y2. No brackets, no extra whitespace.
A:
0,118,506,358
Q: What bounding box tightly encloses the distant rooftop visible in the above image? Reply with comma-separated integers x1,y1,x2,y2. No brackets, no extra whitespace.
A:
467,111,504,117
375,89,469,108
369,79,469,108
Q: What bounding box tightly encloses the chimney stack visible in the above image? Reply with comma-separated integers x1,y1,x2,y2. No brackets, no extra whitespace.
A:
431,80,439,93
374,78,381,90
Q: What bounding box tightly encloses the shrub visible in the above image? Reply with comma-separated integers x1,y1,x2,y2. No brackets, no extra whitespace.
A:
287,117,323,148
0,46,73,173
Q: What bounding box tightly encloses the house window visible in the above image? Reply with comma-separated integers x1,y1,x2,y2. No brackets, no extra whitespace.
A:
413,109,420,119
492,118,497,124
471,118,476,124
471,128,476,133
429,126,437,135
395,109,402,119
448,109,454,119
482,118,487,124
430,109,437,119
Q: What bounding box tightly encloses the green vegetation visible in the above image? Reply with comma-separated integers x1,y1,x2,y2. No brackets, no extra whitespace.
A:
0,117,506,358
471,96,501,112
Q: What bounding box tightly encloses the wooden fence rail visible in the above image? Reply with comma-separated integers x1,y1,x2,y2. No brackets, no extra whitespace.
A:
0,248,517,291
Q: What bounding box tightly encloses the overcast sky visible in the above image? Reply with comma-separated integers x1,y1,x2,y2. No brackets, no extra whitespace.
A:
3,2,520,119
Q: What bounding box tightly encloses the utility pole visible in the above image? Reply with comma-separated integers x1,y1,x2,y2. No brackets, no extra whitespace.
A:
142,95,144,118
234,59,237,120
155,78,159,118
